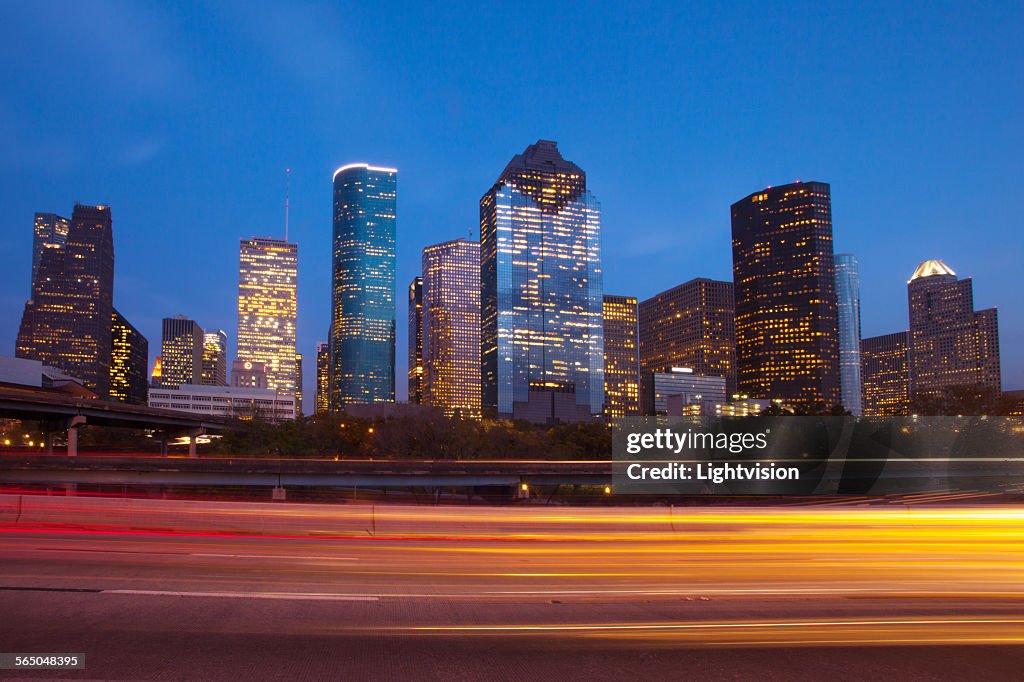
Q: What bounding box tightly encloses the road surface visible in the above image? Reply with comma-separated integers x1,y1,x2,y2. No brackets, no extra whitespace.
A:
2,500,1024,680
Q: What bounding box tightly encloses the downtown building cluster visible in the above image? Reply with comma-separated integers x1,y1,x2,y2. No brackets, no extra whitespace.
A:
9,141,1006,424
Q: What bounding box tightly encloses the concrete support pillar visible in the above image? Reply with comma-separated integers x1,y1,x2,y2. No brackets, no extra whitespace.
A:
66,416,86,457
188,429,204,458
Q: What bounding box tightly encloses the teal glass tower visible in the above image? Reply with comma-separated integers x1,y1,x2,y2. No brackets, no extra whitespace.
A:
330,163,397,409
480,140,604,417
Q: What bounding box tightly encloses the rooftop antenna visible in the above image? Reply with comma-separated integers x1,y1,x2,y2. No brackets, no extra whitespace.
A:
284,167,291,242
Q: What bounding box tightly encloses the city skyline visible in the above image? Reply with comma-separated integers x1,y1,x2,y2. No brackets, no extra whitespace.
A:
1,3,1021,401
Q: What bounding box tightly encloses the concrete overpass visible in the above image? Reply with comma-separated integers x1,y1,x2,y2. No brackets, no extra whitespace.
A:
0,386,244,456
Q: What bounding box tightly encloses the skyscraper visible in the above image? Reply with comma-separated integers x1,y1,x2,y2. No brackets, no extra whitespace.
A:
861,331,909,416
109,309,148,404
731,182,840,409
330,164,397,409
834,254,863,415
237,237,298,398
603,295,639,418
315,342,330,414
407,277,424,405
159,316,203,388
295,352,303,416
638,278,736,411
422,238,481,419
17,204,115,396
907,259,1000,402
201,329,228,386
31,212,69,293
480,140,604,418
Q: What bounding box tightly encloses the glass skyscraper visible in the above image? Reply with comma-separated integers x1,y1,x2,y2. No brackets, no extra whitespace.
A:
638,278,736,410
480,140,604,417
861,331,909,416
315,342,330,414
907,259,1000,402
31,212,69,294
731,182,840,409
834,254,863,415
603,295,639,418
407,277,423,405
17,204,115,397
330,164,397,408
237,237,298,399
109,308,149,405
422,238,481,419
159,316,203,388
201,329,228,386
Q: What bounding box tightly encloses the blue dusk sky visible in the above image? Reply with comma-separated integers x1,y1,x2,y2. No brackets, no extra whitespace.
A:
0,0,1021,401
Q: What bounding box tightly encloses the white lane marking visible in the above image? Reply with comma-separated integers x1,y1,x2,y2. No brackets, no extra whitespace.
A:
104,589,378,601
190,553,359,561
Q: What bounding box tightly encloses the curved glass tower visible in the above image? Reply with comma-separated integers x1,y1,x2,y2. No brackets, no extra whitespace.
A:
480,140,604,418
834,253,863,415
330,163,397,408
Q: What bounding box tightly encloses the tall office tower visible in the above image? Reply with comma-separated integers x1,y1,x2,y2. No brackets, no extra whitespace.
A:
907,260,1000,401
237,237,298,397
17,204,115,397
330,164,397,409
861,331,910,416
637,278,736,412
160,316,203,388
603,295,640,418
109,309,149,404
421,238,481,418
31,212,69,292
295,353,303,415
315,342,330,414
480,140,604,418
201,329,228,386
731,182,840,409
834,254,863,415
407,277,424,404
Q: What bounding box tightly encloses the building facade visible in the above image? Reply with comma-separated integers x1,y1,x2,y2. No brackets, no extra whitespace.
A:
237,237,298,399
330,164,397,408
407,276,423,405
834,254,863,415
480,140,603,419
17,204,115,397
648,367,728,416
602,295,639,418
109,309,148,404
315,342,330,414
149,384,296,422
201,329,228,386
861,331,910,416
907,259,1000,402
422,238,481,419
159,316,203,388
31,212,69,293
638,278,735,413
731,182,840,409
231,359,268,389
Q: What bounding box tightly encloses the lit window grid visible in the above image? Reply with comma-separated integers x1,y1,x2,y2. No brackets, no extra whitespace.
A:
603,295,639,418
482,185,604,416
422,239,481,418
331,167,397,408
237,238,298,397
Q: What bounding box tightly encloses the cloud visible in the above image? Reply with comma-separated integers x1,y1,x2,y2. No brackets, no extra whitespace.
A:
117,138,167,167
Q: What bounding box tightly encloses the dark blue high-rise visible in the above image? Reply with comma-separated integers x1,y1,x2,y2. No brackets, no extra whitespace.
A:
330,163,397,408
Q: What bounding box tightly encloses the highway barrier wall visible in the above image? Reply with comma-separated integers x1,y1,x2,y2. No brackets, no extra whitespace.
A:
0,493,680,538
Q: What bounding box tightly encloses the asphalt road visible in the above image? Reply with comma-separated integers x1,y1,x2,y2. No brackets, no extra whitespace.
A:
2,502,1024,680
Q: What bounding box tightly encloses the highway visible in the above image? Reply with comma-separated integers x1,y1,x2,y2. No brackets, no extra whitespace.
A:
3,500,1024,680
